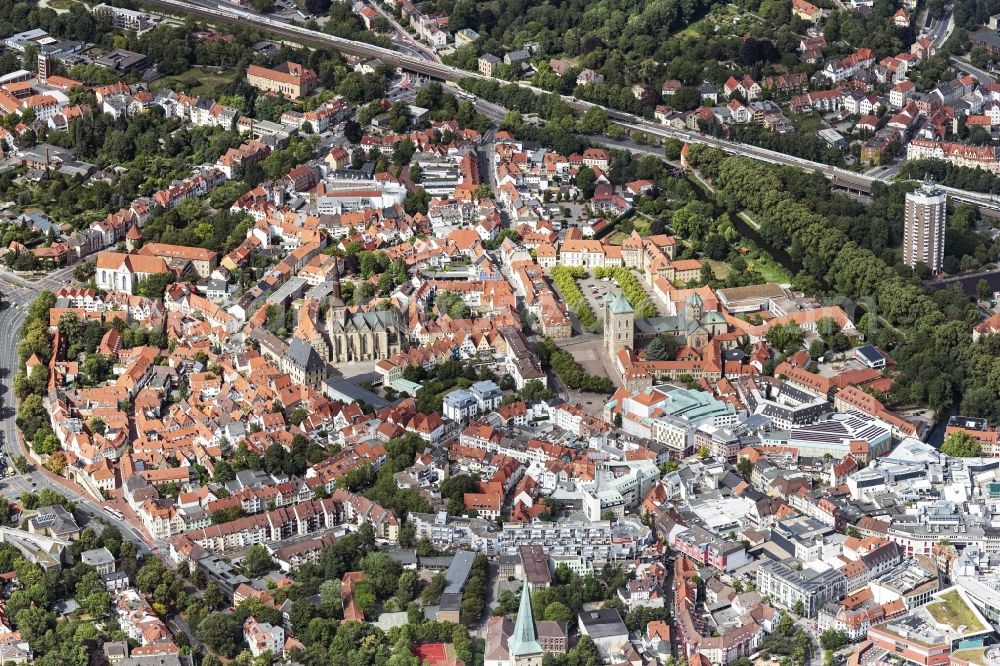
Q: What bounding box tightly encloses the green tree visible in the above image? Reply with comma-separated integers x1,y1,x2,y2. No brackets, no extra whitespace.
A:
671,200,714,241
766,322,805,355
577,107,608,134
543,601,573,623
14,365,48,400
136,272,174,298
329,621,387,663
941,430,983,457
704,234,729,261
17,320,51,366
396,570,418,604
422,572,446,605
242,544,274,577
521,380,557,400
88,416,107,436
645,334,679,361
394,521,416,550
353,578,378,616
494,589,520,616
977,278,992,302
79,590,111,617
197,612,242,657
736,458,753,480
575,167,597,198
820,629,850,651
319,579,342,613
58,311,83,343
971,45,991,69
566,635,602,666
16,394,50,443
213,460,235,483
440,474,479,504
404,188,431,215
14,606,56,643
204,581,223,610
360,551,402,598
211,505,246,525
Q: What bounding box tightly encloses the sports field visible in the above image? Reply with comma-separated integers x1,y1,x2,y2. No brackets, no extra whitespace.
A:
412,642,457,666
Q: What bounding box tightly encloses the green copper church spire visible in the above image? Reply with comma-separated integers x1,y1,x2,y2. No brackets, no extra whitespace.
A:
509,580,542,657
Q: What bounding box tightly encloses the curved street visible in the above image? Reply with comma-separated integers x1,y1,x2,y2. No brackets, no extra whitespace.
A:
0,270,156,556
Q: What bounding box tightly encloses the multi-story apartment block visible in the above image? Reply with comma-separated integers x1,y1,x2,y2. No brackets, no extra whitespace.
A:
902,181,947,274
756,559,847,617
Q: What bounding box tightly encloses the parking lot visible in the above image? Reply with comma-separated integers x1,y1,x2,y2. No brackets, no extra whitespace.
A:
578,275,665,318
578,276,617,318
271,0,312,21
546,202,591,223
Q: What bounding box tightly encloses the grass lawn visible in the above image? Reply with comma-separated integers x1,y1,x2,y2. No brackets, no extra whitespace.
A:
47,0,84,8
950,649,987,666
605,231,627,245
735,212,793,283
792,113,827,134
748,253,792,284
926,590,985,633
706,259,731,279
155,67,235,97
631,216,651,236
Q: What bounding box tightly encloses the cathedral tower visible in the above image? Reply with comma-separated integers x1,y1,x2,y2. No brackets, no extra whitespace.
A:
328,257,346,325
604,292,634,358
685,292,703,321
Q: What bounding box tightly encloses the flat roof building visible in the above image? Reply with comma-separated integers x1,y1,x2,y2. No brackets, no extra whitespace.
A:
94,49,148,72
578,609,629,659
868,588,991,666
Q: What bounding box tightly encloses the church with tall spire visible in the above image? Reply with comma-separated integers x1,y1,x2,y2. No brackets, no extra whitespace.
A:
304,258,406,364
485,581,566,666
509,580,543,665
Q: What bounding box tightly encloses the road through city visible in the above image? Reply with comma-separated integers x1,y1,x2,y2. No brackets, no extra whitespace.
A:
0,269,156,555
138,0,1000,216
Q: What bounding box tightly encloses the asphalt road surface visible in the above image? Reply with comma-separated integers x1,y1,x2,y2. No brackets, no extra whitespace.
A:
0,268,157,555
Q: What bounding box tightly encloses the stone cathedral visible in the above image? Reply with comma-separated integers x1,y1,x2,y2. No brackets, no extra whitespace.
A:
313,263,406,363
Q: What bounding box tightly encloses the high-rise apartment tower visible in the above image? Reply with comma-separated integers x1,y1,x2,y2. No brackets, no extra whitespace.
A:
903,181,947,274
